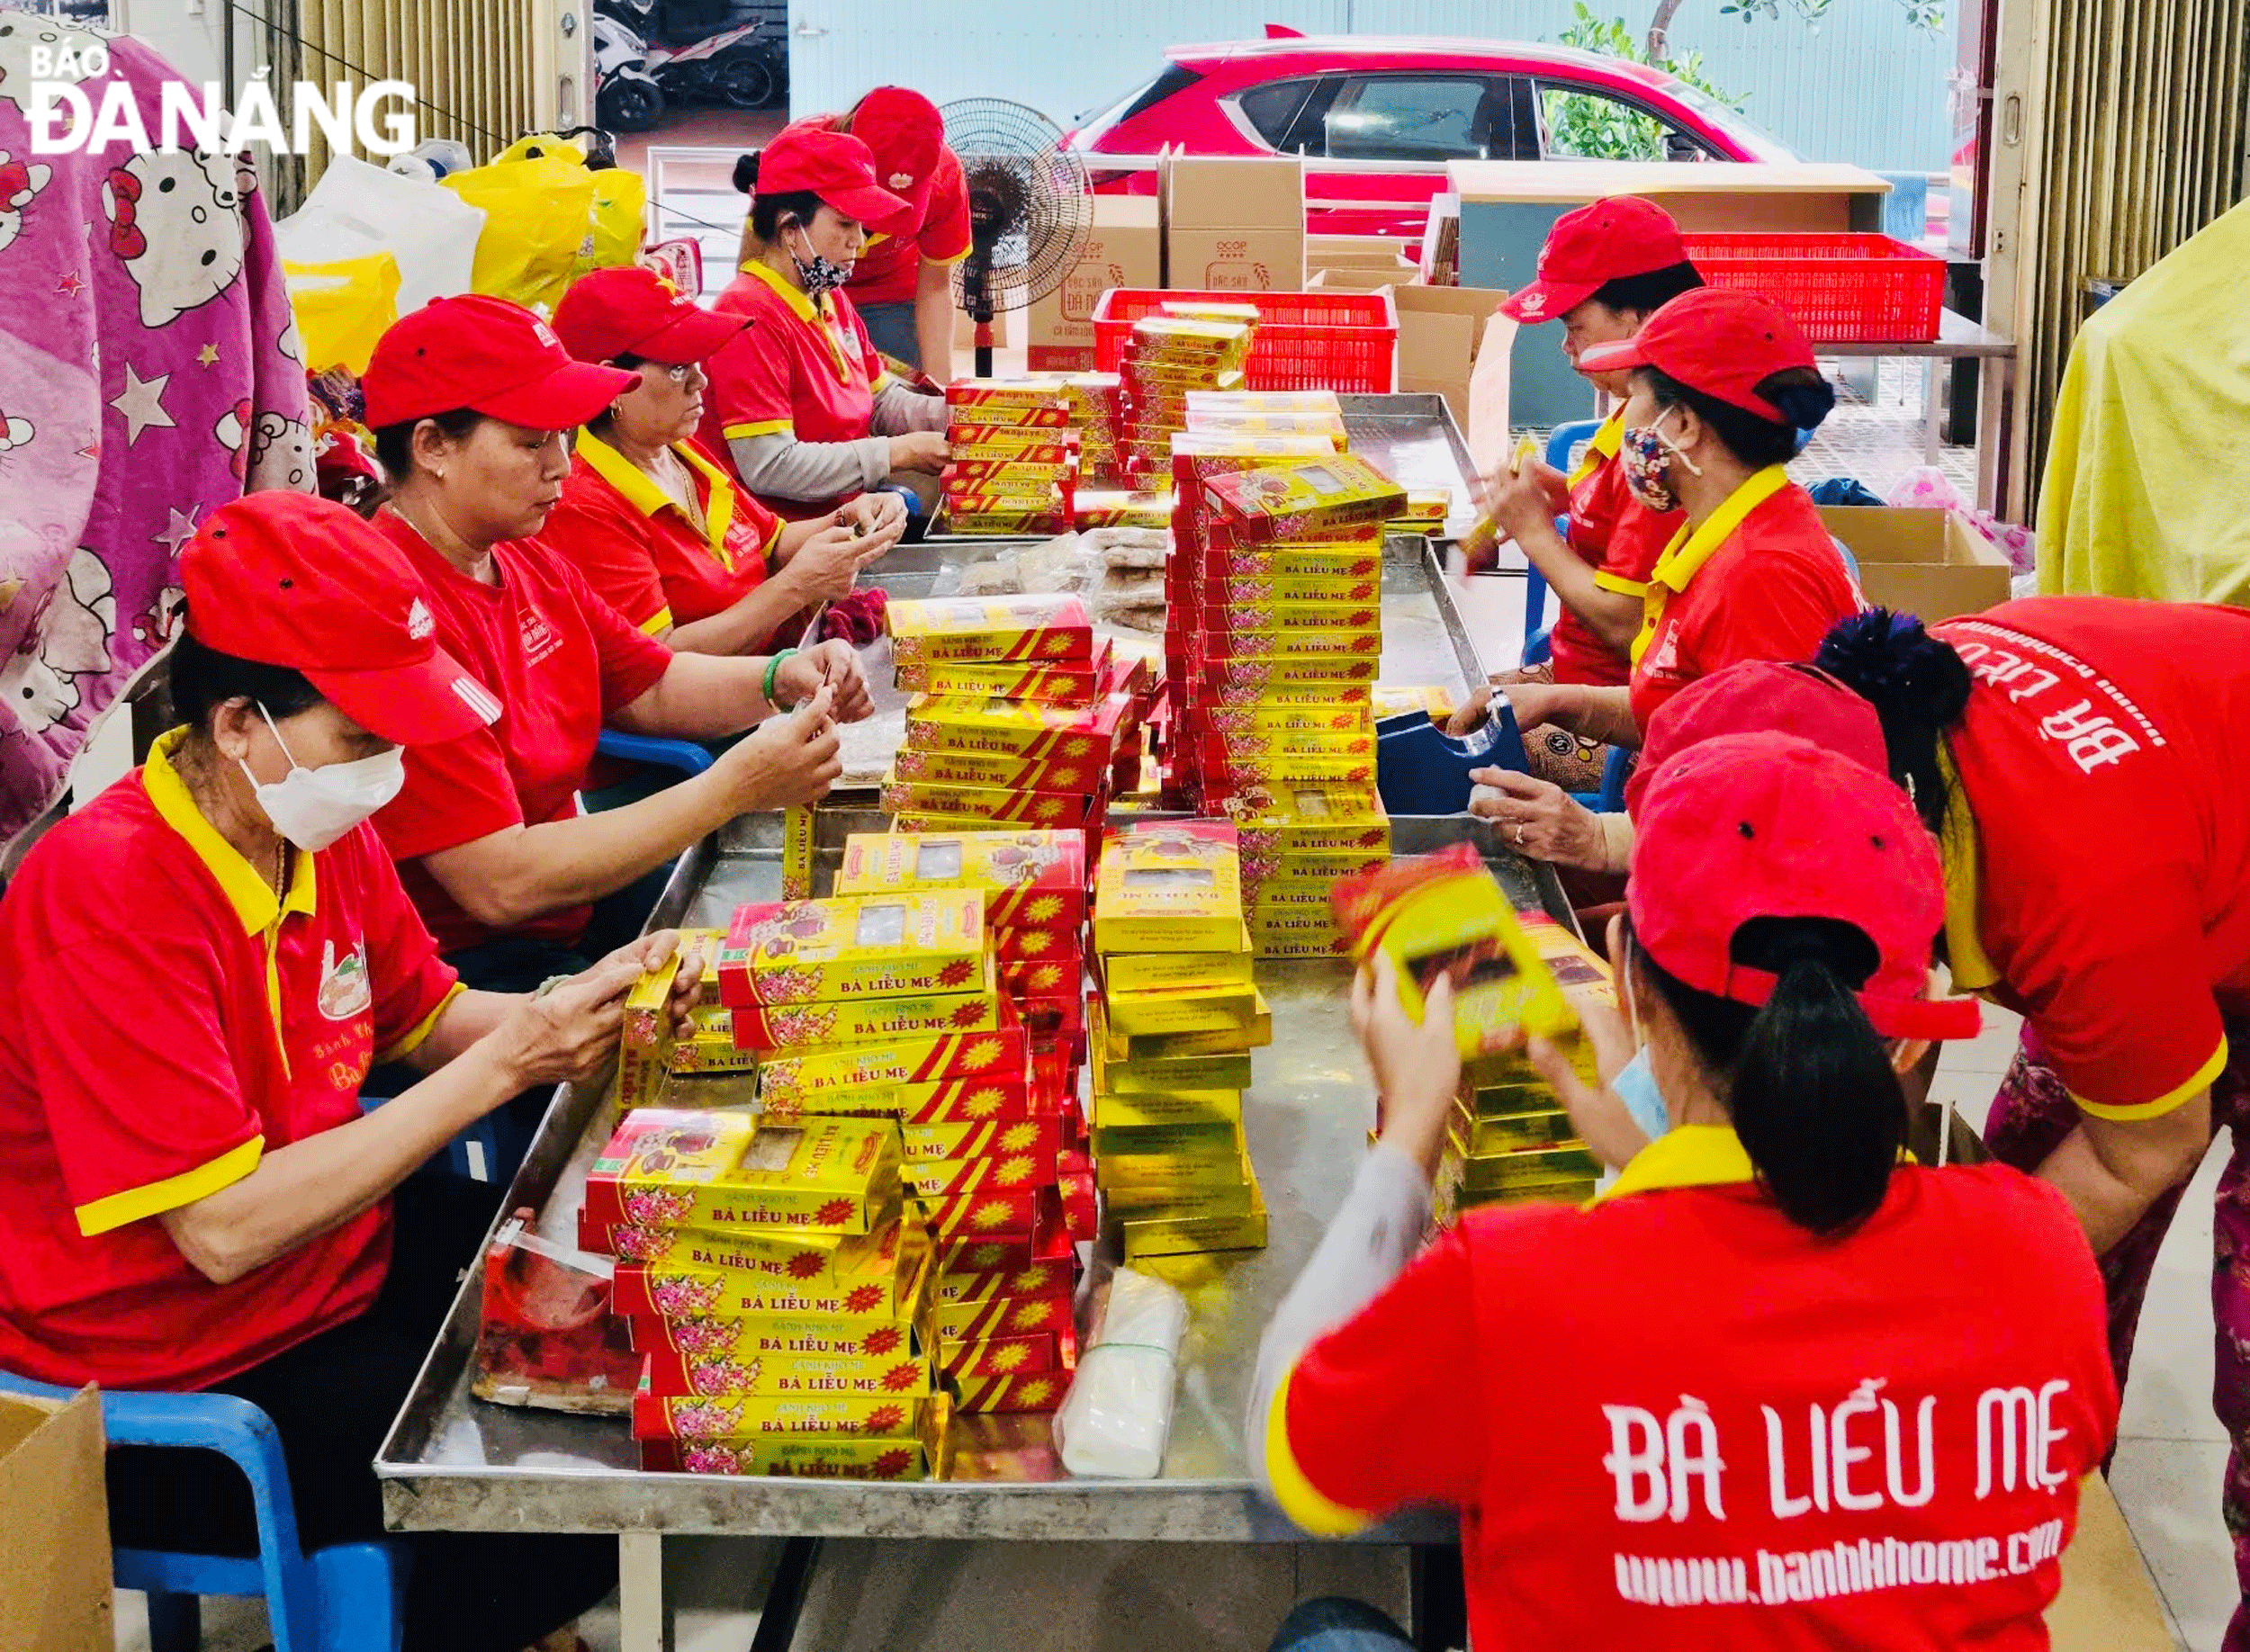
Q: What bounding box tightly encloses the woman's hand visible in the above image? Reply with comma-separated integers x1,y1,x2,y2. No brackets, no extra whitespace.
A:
1477,457,1566,544
1468,769,1608,868
713,684,842,813
1445,678,1578,741
1525,981,1648,1172
888,431,950,473
841,491,909,543
779,524,882,606
1351,954,1462,1180
662,929,712,1038
489,940,663,1089
777,640,872,721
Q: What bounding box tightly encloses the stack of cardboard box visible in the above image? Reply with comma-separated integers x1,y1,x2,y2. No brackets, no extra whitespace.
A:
942,382,1078,535
580,1107,949,1479
1088,820,1270,1260
1117,311,1255,483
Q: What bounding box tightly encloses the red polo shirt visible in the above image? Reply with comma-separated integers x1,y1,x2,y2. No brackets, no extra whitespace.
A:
0,732,461,1390
797,114,972,310
1548,412,1682,687
698,260,893,519
1267,1128,2117,1650
542,432,786,635
1933,597,2250,1118
1629,469,1861,732
369,510,673,953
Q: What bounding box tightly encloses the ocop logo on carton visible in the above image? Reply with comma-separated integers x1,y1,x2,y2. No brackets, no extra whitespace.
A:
28,41,418,158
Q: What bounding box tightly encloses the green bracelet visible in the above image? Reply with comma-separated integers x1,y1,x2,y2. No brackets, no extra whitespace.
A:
763,647,799,710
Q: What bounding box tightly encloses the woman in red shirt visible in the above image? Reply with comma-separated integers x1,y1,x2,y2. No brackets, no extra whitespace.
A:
1254,732,2114,1651
700,125,950,522
357,294,871,996
806,86,971,375
0,494,703,1651
1462,289,1860,856
545,265,904,655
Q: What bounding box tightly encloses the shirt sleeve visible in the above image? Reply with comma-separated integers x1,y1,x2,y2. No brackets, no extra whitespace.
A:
1993,863,2227,1118
706,321,797,441
375,725,526,862
1264,1214,1488,1531
550,555,676,715
346,827,464,1063
918,155,973,265
30,928,265,1235
541,488,673,634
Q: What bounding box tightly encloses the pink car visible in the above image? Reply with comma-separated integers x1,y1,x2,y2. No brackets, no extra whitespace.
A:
1065,28,1797,240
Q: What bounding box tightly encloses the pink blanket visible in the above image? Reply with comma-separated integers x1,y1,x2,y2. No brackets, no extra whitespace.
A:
0,16,310,854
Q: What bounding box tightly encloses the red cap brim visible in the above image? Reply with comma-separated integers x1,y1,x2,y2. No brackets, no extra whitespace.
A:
309,644,501,747
1498,277,1602,325
1575,334,1653,375
823,180,916,238
631,306,754,365
475,361,642,431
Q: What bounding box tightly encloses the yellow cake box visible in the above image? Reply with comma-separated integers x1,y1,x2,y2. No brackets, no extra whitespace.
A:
1099,1163,1260,1215
1103,980,1263,1037
1093,819,1245,955
584,1110,902,1236
1102,1015,1273,1064
1120,1170,1270,1260
632,1387,934,1443
889,594,1094,666
1090,1086,1244,1130
716,892,989,1009
1100,922,1254,992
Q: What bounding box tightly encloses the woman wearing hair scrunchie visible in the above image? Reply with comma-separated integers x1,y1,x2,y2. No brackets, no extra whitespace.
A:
1247,730,2115,1650
1452,288,1860,859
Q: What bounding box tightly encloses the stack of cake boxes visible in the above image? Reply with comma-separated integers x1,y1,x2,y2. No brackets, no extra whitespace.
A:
1116,311,1254,485
1087,819,1270,1260
1330,845,1616,1219
580,1101,945,1480
942,382,1078,536
1164,421,1404,959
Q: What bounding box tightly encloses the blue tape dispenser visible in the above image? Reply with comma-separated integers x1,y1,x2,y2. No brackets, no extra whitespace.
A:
1374,699,1529,816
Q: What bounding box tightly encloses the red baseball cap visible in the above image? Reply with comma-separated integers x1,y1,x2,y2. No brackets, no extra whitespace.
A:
1625,660,1887,817
1576,286,1816,421
1498,196,1688,323
180,493,502,746
847,87,945,218
1628,732,1979,1041
361,293,640,431
755,124,914,236
552,265,751,365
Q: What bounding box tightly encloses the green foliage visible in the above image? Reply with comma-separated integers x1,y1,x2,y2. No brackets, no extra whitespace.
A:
1549,4,1750,162
1719,0,1947,26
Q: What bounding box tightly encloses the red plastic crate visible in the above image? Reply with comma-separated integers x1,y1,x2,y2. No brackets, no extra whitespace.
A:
1679,234,1944,344
1091,288,1397,392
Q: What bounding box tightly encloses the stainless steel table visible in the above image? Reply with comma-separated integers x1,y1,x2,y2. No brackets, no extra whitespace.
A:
375,522,1533,1647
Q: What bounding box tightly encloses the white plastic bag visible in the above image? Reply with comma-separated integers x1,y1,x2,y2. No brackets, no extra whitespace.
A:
1054,1267,1188,1478
274,151,486,314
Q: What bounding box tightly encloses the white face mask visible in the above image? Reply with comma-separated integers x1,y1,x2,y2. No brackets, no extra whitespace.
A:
238,705,406,853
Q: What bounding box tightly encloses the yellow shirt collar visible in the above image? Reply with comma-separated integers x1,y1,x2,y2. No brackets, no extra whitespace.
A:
739,257,855,385
575,430,741,567
1630,464,1793,668
144,728,318,935
1568,408,1627,489
1590,1124,1758,1205
1936,741,2001,992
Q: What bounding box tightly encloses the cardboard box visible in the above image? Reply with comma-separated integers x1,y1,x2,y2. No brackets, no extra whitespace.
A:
0,1388,110,1652
717,892,989,1009
1030,193,1162,372
1162,152,1305,292
1819,506,2012,623
1308,259,1418,292
2049,1475,2174,1651
1382,284,1507,428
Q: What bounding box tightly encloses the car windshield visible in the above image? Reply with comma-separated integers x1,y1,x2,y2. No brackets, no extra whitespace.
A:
1663,78,1798,161
1075,63,1202,138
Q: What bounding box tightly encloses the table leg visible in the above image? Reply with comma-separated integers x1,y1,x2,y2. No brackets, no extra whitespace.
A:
1924,356,1942,465
749,1536,824,1652
1408,1543,1466,1652
620,1531,666,1652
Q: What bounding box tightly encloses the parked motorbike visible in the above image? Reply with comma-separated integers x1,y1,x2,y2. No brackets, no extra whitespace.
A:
592,13,666,133
594,0,786,109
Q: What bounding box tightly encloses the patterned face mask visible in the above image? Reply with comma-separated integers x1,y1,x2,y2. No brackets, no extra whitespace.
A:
785,227,850,299
1619,408,1702,514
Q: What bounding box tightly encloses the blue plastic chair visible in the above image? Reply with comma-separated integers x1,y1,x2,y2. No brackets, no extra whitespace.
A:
595,730,716,778
1518,419,1606,669
0,1373,406,1652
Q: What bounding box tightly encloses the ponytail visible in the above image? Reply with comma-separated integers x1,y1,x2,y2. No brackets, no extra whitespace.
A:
1631,915,1906,1235
1815,608,1974,835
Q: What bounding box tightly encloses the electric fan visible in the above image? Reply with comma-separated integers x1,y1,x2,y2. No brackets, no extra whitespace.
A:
937,98,1094,376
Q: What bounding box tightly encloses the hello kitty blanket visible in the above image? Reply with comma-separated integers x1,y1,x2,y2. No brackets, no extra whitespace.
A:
0,14,310,856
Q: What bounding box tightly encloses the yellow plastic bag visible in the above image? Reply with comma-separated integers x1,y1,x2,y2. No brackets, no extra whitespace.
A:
443,141,596,315
587,166,648,275
283,252,401,375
